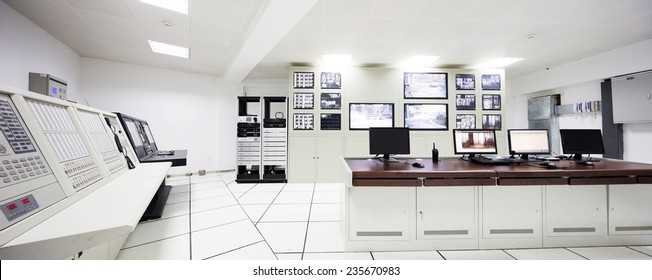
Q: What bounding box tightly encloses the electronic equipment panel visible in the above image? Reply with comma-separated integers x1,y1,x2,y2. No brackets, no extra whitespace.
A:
77,110,126,175
24,99,102,191
0,94,65,231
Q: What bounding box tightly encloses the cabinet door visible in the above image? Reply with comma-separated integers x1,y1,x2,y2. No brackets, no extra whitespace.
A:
482,186,541,239
545,185,607,237
609,184,652,235
349,187,411,241
416,187,477,239
288,137,316,182
316,136,344,181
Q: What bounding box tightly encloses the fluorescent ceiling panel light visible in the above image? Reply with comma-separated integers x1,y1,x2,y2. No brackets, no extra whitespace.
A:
323,54,352,66
148,40,189,58
475,57,524,68
140,0,188,14
404,55,439,67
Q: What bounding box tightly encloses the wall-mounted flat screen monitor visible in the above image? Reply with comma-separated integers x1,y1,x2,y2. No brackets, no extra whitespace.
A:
453,129,497,157
369,127,410,162
349,103,394,130
404,103,448,130
560,129,605,160
508,129,550,160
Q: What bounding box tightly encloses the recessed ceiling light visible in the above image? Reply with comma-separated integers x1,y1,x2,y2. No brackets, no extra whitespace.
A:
323,54,352,66
475,57,523,68
404,55,439,67
140,0,188,14
148,40,189,58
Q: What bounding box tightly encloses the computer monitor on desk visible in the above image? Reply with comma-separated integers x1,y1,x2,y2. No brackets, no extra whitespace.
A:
560,129,605,163
508,129,551,160
369,127,410,162
453,129,497,158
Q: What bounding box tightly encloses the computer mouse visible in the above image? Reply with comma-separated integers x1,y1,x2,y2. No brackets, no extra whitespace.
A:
412,162,425,168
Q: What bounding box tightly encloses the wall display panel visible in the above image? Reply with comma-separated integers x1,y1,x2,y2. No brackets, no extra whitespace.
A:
456,114,476,129
481,74,501,90
320,72,341,89
455,74,476,90
320,93,341,109
25,99,102,191
320,113,341,130
456,94,476,110
293,93,314,109
0,94,65,232
403,72,448,99
293,113,314,130
482,114,502,130
77,110,126,175
482,94,501,110
293,72,314,89
404,103,448,130
349,103,394,130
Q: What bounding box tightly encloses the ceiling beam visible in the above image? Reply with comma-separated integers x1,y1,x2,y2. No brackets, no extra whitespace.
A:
224,0,318,82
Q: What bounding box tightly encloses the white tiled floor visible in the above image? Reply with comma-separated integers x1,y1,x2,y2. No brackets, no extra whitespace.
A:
117,172,652,260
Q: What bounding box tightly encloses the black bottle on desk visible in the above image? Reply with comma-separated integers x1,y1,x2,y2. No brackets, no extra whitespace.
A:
432,143,439,162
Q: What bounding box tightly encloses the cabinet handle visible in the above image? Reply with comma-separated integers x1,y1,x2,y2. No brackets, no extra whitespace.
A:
419,210,424,221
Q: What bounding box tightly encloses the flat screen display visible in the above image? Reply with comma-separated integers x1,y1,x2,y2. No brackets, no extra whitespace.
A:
453,129,497,155
349,103,394,130
508,129,550,155
125,120,143,146
560,129,605,155
369,127,410,156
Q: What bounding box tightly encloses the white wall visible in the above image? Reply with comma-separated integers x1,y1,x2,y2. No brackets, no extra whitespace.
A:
0,1,81,101
507,40,652,163
81,58,241,174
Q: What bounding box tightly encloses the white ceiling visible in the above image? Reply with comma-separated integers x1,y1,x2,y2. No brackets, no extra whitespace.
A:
5,0,652,81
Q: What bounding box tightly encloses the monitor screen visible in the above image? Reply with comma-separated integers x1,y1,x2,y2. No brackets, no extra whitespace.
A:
369,127,410,162
508,129,550,155
453,129,497,156
560,129,605,156
350,103,394,130
124,120,143,146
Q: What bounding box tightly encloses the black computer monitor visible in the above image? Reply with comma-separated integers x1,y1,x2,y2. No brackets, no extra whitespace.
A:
369,127,410,162
453,129,497,158
508,129,551,160
560,129,605,161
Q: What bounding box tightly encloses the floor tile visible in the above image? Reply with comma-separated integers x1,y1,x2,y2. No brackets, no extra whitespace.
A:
166,176,189,187
191,181,227,191
191,220,264,260
312,192,340,204
169,184,190,194
116,234,190,260
303,252,372,260
309,204,340,221
191,205,249,232
283,183,315,192
122,215,190,248
505,248,585,260
439,250,515,260
191,195,238,213
628,246,652,257
206,241,277,260
237,191,279,205
304,222,345,253
190,187,231,201
372,251,444,260
276,253,302,260
256,222,307,253
190,174,222,184
227,183,256,193
160,201,189,219
259,204,311,222
274,191,313,204
567,246,652,260
242,204,271,223
166,191,190,204
314,183,343,192
249,183,285,193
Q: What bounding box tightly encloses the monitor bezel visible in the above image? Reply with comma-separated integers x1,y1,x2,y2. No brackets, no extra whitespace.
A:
507,129,551,156
452,129,498,156
369,127,411,162
559,129,605,156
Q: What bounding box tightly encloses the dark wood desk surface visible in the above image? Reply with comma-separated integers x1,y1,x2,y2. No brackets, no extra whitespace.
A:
344,157,652,186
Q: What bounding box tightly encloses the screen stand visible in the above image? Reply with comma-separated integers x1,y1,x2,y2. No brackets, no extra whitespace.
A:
377,154,399,163
520,153,530,160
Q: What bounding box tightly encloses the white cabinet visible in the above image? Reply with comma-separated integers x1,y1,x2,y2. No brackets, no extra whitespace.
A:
545,185,607,237
482,186,542,239
348,187,411,241
288,136,343,182
608,184,652,235
416,187,477,240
